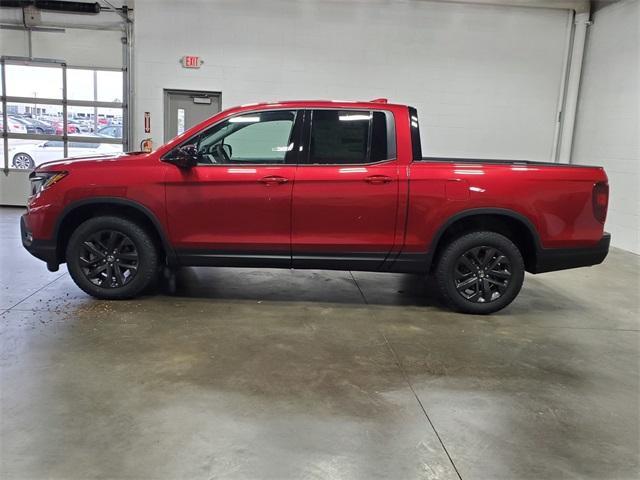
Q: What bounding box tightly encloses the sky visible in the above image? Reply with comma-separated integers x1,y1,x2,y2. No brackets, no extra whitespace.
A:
3,64,122,102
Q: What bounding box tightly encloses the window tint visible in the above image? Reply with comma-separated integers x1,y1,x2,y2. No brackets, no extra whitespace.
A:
308,110,390,164
370,111,388,162
225,120,293,161
190,110,296,164
408,106,422,160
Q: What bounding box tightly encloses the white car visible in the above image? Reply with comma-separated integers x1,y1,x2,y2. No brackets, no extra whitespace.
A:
9,140,123,169
0,116,28,134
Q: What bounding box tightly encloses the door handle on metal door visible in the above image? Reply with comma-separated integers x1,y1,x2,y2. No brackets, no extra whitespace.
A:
365,175,392,184
259,176,289,185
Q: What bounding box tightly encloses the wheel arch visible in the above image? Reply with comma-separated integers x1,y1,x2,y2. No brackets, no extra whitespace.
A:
427,208,542,273
53,197,175,266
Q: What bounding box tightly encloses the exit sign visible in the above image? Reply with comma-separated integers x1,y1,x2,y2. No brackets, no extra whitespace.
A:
181,56,201,68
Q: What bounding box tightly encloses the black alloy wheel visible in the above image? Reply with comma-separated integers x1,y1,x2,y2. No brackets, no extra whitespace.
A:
453,246,511,303
66,216,159,299
435,231,525,314
79,230,139,288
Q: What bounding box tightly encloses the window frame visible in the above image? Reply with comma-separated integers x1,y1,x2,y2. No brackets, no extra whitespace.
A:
299,108,397,167
1,57,125,172
163,108,305,167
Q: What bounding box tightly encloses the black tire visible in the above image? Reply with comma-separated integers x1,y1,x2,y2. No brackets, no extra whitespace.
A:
435,231,524,314
12,153,34,169
66,216,159,300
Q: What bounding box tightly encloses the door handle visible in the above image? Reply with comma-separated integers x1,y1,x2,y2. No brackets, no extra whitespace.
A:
365,175,392,184
259,175,289,185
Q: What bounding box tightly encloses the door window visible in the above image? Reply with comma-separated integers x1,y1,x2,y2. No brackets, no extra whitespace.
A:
184,110,297,165
307,110,393,165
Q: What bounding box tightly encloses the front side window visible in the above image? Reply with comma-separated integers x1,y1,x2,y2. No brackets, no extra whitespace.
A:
185,110,297,165
307,109,393,165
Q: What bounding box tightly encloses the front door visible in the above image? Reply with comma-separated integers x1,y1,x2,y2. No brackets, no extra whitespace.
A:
292,109,399,270
164,109,302,266
164,90,221,142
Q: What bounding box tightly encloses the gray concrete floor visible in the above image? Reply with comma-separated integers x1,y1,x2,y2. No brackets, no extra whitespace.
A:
1,206,638,480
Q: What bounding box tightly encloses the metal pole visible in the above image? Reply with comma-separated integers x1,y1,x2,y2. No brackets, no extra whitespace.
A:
551,10,574,162
122,11,132,151
557,11,591,164
62,63,68,157
93,69,98,133
1,59,8,173
27,28,33,59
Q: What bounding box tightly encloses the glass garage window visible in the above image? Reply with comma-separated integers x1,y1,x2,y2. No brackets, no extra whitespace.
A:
4,64,63,99
1,60,125,171
67,69,95,101
66,106,123,138
5,102,60,134
3,139,49,170
96,71,123,103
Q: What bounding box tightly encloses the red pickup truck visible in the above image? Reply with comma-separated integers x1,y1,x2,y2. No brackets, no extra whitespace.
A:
21,99,610,314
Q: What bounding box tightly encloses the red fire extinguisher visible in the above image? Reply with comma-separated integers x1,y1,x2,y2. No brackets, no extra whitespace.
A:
140,138,153,153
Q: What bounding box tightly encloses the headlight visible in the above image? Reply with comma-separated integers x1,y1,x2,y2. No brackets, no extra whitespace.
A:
29,171,68,196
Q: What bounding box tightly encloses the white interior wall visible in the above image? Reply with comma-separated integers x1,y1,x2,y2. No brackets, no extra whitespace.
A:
572,0,639,254
133,0,571,161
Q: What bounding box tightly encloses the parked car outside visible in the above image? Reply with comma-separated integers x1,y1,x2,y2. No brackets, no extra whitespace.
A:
52,121,80,136
72,120,93,134
95,125,123,138
9,140,123,169
0,116,28,133
10,116,56,135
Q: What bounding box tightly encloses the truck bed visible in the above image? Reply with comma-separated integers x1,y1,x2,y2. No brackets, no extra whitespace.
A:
419,157,600,168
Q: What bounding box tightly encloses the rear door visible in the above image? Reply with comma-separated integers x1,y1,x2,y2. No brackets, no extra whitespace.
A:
291,109,399,270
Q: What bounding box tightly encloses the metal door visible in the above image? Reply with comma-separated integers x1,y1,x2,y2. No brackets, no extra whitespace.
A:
164,90,221,142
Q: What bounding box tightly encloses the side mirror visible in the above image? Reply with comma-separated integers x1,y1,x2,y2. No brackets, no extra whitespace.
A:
165,145,198,168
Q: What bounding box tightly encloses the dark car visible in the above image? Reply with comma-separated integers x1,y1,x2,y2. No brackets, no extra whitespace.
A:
10,116,56,135
95,125,123,138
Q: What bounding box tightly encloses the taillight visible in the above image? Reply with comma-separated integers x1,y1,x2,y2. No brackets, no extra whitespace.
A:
592,182,609,224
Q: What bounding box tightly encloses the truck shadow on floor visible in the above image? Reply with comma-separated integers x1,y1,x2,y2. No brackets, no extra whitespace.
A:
155,266,596,316
160,266,446,308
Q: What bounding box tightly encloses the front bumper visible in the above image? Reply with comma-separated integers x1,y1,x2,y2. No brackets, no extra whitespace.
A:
21,214,59,271
532,233,611,274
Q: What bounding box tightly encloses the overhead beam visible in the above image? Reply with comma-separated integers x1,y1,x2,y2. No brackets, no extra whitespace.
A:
426,0,590,14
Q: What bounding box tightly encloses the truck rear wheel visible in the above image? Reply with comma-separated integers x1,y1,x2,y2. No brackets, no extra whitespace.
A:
66,216,159,300
435,231,524,314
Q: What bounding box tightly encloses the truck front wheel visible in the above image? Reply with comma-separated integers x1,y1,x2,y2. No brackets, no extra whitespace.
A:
435,231,524,314
66,216,159,299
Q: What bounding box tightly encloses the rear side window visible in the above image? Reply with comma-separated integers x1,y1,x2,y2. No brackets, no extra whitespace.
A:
307,109,394,164
408,106,422,160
